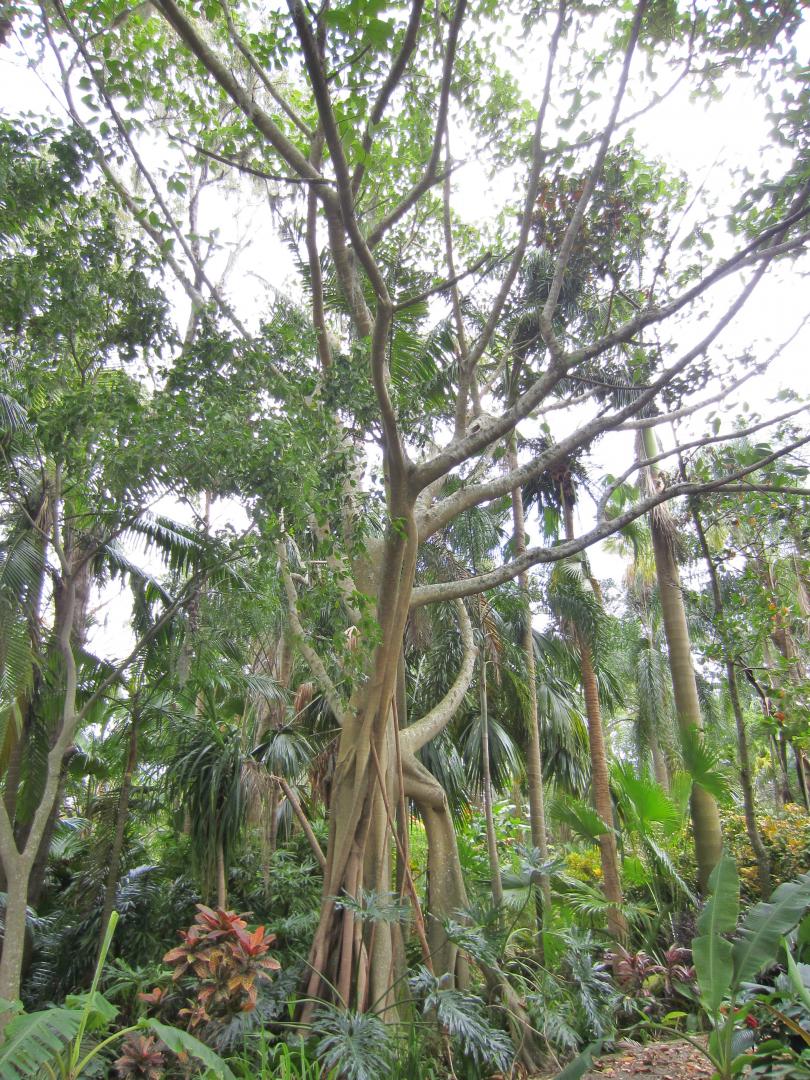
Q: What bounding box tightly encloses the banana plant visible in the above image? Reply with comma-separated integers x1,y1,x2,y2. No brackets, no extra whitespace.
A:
691,853,810,1079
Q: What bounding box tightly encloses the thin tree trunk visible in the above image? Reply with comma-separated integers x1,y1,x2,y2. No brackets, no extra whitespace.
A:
561,495,627,943
691,504,770,895
507,438,551,915
650,730,670,793
216,837,227,910
98,713,141,953
643,432,722,892
479,659,503,909
794,746,810,811
651,520,723,890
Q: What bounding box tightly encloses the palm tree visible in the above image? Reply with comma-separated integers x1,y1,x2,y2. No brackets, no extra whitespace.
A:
639,428,723,891
549,543,629,944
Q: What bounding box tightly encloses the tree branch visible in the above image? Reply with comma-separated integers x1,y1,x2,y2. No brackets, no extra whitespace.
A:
276,540,348,727
400,600,476,752
410,433,810,607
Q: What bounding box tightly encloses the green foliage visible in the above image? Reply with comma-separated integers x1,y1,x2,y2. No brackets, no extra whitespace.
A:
691,856,810,1080
0,1004,82,1079
723,805,810,899
409,967,514,1073
313,1006,393,1080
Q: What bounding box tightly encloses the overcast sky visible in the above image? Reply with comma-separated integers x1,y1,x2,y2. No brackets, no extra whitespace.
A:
2,9,807,655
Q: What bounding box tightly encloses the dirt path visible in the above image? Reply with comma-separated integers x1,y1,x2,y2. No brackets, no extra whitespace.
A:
579,1039,712,1080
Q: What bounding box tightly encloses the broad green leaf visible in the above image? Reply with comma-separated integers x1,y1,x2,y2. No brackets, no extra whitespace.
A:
63,990,118,1031
696,853,739,937
785,944,810,1013
693,933,733,1013
0,1007,82,1079
732,873,810,988
144,1019,237,1079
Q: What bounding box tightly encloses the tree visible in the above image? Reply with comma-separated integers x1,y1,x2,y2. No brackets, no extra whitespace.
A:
9,0,810,1038
0,120,225,1007
638,427,724,891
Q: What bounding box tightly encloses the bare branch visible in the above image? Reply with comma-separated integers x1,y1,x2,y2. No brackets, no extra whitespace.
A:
219,0,314,139
417,257,771,539
51,0,251,337
410,433,810,608
600,402,809,517
540,0,648,341
154,0,325,184
393,249,496,313
171,136,331,186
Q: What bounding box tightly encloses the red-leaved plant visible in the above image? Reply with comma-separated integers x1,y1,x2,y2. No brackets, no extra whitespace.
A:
113,1034,166,1079
147,905,280,1029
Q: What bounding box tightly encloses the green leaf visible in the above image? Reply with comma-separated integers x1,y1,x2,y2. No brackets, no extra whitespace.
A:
0,1007,82,1079
553,1041,603,1080
692,854,739,1012
693,933,733,1013
784,943,810,1013
696,854,739,936
549,793,611,844
143,1019,237,1079
63,990,117,1031
732,873,810,989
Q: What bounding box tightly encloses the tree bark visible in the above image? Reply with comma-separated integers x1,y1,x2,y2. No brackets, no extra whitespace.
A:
216,837,227,910
691,503,770,896
561,494,627,943
507,439,551,915
479,658,503,909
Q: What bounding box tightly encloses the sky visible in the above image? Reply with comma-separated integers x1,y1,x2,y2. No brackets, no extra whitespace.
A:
1,6,808,656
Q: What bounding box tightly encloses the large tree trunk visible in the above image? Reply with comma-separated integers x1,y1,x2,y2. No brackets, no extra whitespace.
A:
692,504,770,896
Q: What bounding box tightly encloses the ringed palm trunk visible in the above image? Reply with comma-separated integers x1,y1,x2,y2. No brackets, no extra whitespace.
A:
561,495,628,943
642,430,722,892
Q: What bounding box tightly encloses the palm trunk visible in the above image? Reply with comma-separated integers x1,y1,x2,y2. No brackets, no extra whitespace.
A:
507,438,551,914
650,730,670,793
691,504,770,895
643,434,722,891
479,659,503,909
216,837,227,910
561,495,627,942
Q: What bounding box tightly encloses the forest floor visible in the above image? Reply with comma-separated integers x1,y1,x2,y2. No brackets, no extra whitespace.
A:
575,1038,713,1080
